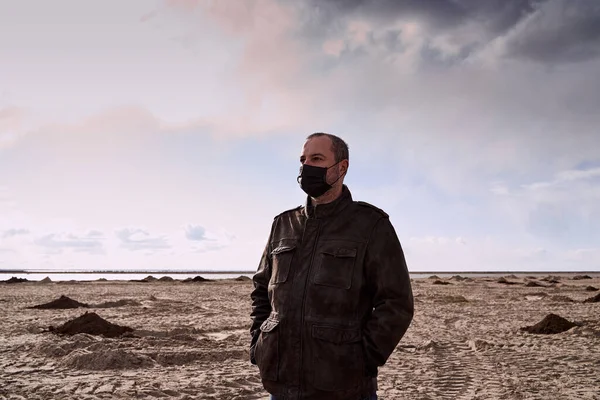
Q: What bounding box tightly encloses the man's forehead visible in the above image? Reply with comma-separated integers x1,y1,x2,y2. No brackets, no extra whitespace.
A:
301,136,333,156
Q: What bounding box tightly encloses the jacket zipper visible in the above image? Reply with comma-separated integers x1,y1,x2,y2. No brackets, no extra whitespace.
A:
298,219,320,396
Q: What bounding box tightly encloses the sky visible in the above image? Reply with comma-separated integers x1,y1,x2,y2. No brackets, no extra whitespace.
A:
1,0,599,272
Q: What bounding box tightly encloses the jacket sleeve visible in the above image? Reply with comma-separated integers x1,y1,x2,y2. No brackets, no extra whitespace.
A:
362,216,414,376
249,221,274,365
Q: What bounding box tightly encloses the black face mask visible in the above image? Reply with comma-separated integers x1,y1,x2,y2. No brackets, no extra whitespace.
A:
297,161,343,198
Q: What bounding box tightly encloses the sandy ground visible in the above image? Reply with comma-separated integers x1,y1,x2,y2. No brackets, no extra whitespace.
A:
1,274,599,400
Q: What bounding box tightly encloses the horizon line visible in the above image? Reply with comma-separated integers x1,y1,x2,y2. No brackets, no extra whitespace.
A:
1,269,599,275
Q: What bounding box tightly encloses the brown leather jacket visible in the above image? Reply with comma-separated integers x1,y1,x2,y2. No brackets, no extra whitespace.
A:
250,185,414,399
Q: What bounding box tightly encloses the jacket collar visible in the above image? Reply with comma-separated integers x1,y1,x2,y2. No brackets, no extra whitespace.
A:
303,185,353,219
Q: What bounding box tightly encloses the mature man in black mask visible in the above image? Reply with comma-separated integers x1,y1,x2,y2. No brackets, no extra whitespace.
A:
250,132,414,400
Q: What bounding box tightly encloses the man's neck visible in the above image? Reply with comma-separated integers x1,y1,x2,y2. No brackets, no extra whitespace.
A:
312,184,343,205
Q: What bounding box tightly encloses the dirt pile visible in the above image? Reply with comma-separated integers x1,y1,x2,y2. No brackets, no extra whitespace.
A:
233,276,251,282
158,276,174,282
29,295,89,309
3,277,28,284
432,280,451,285
572,275,592,280
49,312,133,338
585,286,598,292
548,295,574,303
541,276,561,283
497,277,518,285
61,348,155,370
40,277,52,283
525,281,545,287
521,314,578,334
436,295,469,304
583,293,600,303
183,276,213,283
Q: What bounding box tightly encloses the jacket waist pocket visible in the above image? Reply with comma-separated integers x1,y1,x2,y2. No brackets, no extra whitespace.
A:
310,324,365,392
256,313,280,381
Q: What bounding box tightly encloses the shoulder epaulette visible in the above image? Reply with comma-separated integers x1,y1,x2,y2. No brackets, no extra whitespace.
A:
274,205,303,219
355,201,389,217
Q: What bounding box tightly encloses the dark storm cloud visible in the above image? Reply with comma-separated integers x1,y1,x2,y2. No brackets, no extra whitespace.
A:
503,0,600,64
308,0,469,29
299,0,600,64
301,0,539,33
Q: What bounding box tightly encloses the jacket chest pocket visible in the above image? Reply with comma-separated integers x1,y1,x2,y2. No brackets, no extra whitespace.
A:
313,242,358,289
270,241,296,284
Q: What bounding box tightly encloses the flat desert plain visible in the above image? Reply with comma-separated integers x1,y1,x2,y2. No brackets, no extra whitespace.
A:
1,274,599,400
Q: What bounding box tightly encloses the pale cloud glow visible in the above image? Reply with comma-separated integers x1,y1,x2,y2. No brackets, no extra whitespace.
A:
0,0,599,272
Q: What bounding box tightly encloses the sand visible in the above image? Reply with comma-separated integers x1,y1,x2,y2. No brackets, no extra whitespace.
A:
0,274,599,399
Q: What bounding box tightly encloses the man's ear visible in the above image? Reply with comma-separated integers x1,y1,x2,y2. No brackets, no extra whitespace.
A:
341,160,349,175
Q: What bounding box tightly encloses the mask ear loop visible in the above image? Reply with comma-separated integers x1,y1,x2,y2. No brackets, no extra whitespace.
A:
327,160,346,187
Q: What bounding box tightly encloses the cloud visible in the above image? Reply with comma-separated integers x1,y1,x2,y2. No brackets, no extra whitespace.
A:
2,228,29,238
34,231,105,255
522,167,600,190
490,166,600,245
500,0,600,64
185,224,207,241
115,228,171,251
0,106,27,149
301,0,600,66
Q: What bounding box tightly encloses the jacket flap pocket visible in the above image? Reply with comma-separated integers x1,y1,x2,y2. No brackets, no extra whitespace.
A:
260,315,280,333
271,245,296,255
336,247,357,257
321,247,357,258
312,325,361,344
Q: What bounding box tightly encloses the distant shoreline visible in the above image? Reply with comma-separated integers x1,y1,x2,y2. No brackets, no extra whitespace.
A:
1,269,598,275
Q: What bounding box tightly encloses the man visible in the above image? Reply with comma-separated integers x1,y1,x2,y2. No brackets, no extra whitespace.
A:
250,132,414,400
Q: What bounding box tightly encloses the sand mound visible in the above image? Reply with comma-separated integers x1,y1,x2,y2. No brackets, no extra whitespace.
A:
183,276,213,283
449,275,467,281
29,295,89,309
432,280,451,285
541,275,561,282
583,293,600,303
428,275,440,280
3,277,28,284
585,286,598,292
130,275,157,283
497,277,518,285
93,299,141,308
233,276,251,281
37,333,102,357
158,276,174,282
548,295,574,303
50,312,134,338
525,281,545,287
572,275,592,280
436,295,468,303
61,348,155,370
40,277,52,283
521,313,578,334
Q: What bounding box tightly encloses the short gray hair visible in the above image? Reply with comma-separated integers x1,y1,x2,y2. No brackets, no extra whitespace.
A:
306,132,349,163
